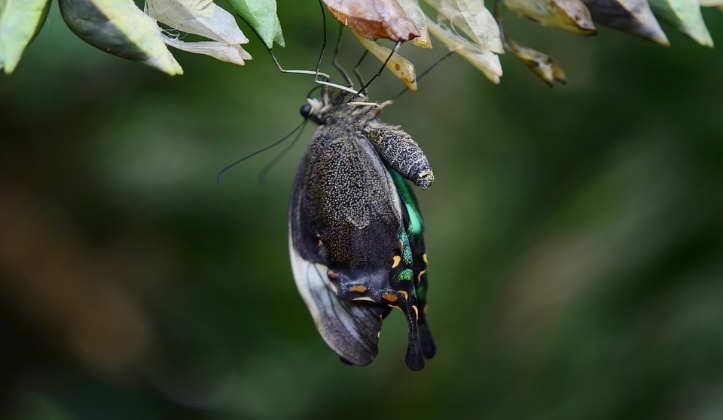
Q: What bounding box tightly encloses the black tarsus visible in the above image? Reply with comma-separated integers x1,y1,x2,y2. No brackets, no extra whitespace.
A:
313,0,328,81
352,50,370,89
235,0,330,83
392,51,455,101
350,41,402,101
332,24,354,87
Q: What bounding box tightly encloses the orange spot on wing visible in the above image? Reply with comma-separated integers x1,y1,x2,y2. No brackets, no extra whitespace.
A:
349,285,368,293
382,292,398,303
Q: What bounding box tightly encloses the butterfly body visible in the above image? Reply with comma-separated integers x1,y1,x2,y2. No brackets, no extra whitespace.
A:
289,93,435,370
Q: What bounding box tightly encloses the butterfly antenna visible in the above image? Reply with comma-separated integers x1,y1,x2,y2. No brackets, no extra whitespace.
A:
392,51,454,100
258,118,310,184
351,41,402,101
217,119,307,184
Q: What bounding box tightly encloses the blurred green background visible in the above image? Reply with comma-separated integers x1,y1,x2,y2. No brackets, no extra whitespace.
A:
1,2,722,419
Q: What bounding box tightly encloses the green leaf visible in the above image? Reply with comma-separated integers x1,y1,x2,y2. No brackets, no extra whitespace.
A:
0,0,51,74
58,0,183,75
649,0,713,46
226,0,284,48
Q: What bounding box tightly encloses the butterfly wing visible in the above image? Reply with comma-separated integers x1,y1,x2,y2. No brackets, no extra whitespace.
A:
289,123,397,365
388,169,436,359
295,117,404,269
288,244,388,365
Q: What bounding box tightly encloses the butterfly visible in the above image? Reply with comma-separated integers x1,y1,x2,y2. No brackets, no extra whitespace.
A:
288,89,436,370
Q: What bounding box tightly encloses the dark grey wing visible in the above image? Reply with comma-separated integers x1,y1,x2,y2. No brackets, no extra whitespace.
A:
288,233,385,365
301,124,405,269
288,133,388,365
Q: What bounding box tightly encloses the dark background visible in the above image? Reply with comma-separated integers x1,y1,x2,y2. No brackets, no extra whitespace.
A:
1,2,721,419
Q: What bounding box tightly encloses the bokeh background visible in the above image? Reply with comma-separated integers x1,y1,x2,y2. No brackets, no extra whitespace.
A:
1,1,722,419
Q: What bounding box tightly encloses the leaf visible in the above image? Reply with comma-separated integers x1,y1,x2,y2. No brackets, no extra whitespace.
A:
146,0,252,65
425,0,504,53
649,0,713,46
226,0,284,48
353,32,418,90
0,0,50,74
397,0,432,47
503,0,597,35
582,0,669,46
426,16,503,84
322,0,421,41
58,0,183,75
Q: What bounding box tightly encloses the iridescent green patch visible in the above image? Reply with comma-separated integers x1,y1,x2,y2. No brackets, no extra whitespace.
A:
390,169,424,236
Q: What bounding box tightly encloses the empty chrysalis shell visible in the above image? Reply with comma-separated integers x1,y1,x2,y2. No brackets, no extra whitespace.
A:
582,0,670,46
504,0,598,35
322,0,421,41
353,33,418,90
